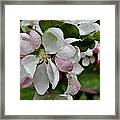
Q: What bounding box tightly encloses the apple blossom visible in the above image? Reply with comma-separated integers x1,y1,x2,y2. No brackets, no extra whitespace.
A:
81,41,100,66
64,20,100,36
81,49,96,66
20,20,43,34
20,28,62,95
65,74,81,95
20,27,84,97
78,22,99,36
42,28,84,75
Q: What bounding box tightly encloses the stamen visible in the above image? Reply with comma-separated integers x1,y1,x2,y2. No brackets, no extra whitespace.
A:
37,49,48,63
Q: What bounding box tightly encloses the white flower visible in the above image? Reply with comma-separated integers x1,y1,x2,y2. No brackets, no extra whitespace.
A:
81,49,95,66
65,74,81,95
20,27,84,96
55,45,84,75
42,28,84,75
64,20,100,36
20,20,43,35
78,23,99,36
81,41,100,66
20,28,61,95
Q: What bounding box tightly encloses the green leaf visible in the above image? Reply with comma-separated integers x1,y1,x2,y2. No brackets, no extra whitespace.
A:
78,65,100,89
39,20,80,39
80,31,100,42
39,20,63,32
59,23,80,39
20,87,35,100
79,93,87,100
89,40,95,49
71,31,99,52
92,31,100,41
94,95,100,100
72,40,95,52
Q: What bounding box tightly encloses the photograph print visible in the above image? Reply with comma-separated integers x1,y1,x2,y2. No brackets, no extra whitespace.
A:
20,20,100,100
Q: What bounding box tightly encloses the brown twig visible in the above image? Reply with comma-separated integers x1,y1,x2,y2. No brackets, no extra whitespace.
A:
79,87,100,95
74,87,100,100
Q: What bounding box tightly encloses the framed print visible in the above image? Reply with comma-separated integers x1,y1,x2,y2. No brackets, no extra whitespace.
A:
0,0,119,119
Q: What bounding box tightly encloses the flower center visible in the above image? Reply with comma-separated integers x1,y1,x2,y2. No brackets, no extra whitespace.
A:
38,49,48,63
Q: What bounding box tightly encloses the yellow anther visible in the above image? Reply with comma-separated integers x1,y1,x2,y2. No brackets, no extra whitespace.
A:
37,49,48,62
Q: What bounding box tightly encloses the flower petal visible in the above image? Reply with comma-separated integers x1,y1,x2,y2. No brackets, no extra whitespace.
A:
42,28,65,54
20,64,33,88
21,55,39,78
30,30,41,49
69,46,81,63
55,57,73,72
33,62,49,95
64,20,81,25
94,42,100,53
78,22,99,36
81,52,86,58
20,33,30,40
64,38,80,44
78,20,97,24
20,64,28,82
65,74,81,95
34,25,43,35
90,56,95,64
56,44,76,60
66,94,73,100
20,77,33,88
86,49,93,56
64,20,97,25
98,52,100,61
47,59,59,89
82,57,90,66
58,94,73,100
20,33,35,56
70,63,84,75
